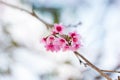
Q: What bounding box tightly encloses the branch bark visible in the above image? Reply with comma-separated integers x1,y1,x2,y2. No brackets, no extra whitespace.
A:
74,51,112,80
101,70,120,73
0,1,53,29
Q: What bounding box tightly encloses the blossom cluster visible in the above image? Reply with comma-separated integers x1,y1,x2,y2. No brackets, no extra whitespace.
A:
41,24,82,52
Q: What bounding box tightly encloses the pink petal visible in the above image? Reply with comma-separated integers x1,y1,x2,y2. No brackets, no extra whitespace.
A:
54,45,61,52
69,32,79,38
58,38,67,46
62,44,70,51
72,37,79,43
52,30,58,35
41,37,47,43
45,43,55,52
71,43,81,51
47,35,55,43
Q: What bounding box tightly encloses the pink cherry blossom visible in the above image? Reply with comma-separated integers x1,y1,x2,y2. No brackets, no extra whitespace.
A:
58,38,66,46
71,43,81,51
63,44,70,51
54,24,64,34
41,24,82,52
72,37,79,43
47,35,55,43
69,32,79,38
45,43,55,52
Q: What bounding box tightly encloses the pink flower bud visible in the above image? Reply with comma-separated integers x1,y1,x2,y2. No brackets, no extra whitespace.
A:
41,37,47,43
52,30,57,35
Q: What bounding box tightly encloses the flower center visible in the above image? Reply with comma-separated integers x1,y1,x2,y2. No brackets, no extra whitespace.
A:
56,26,62,32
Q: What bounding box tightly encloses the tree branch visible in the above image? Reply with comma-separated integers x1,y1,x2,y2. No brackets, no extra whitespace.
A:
1,1,119,80
101,70,120,73
0,1,53,29
74,51,112,80
118,76,120,80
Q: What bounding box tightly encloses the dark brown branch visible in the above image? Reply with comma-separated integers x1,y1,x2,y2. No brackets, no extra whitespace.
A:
0,1,53,29
74,51,112,80
118,76,120,80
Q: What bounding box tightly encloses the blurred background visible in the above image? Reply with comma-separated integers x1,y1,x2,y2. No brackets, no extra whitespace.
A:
0,0,120,80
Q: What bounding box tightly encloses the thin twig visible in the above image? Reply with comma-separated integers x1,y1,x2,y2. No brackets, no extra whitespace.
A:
74,53,83,64
101,70,120,73
0,1,53,29
74,53,87,67
74,51,112,80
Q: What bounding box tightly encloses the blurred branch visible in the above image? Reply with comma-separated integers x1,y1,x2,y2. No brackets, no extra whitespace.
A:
95,64,120,80
65,22,82,28
0,67,11,75
74,51,112,80
118,76,120,80
101,70,120,73
0,1,53,29
33,7,61,23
